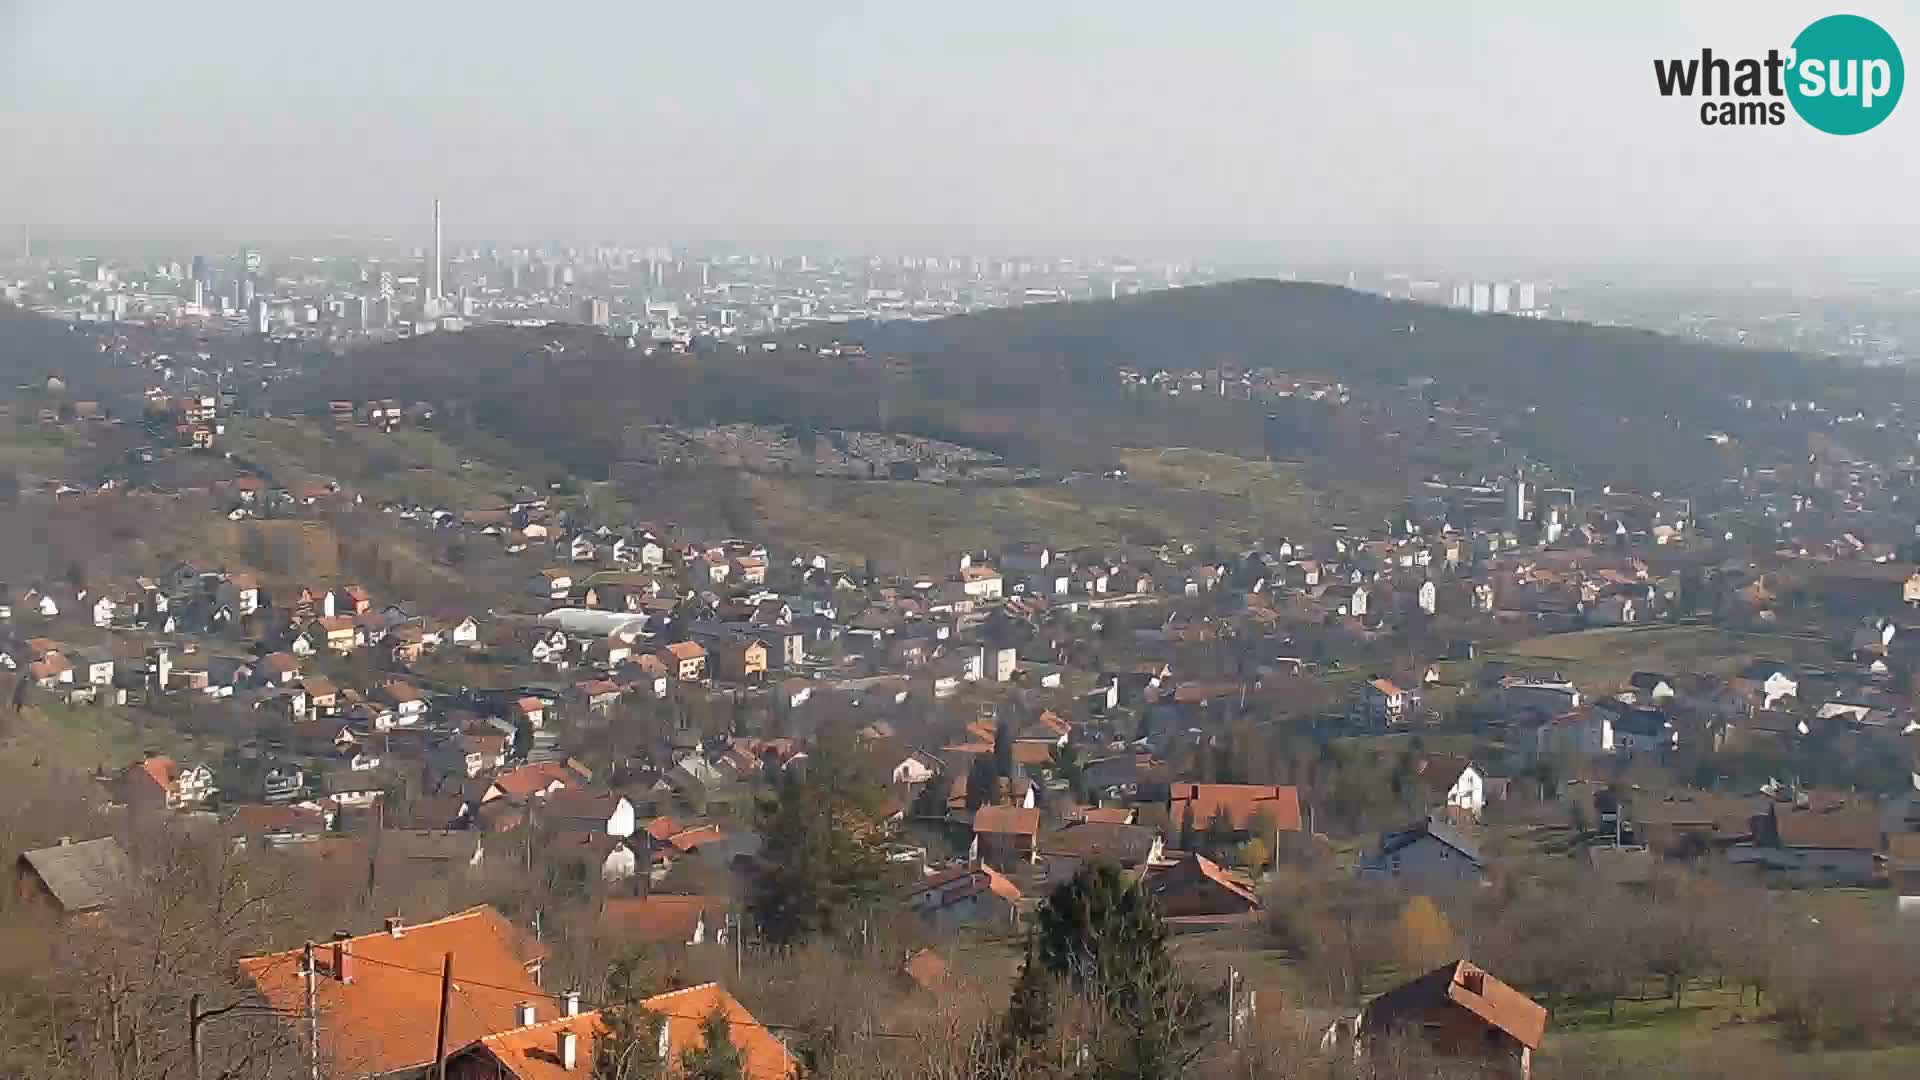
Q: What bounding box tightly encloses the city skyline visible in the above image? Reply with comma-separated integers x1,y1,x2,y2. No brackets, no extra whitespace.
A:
8,2,1920,260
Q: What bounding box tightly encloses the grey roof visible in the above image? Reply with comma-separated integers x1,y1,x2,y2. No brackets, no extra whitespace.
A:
18,837,131,913
1381,816,1484,866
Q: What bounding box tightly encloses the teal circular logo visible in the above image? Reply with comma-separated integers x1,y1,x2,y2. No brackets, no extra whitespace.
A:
1788,14,1903,134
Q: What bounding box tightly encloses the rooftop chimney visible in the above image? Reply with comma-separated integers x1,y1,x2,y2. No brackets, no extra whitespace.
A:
385,916,405,938
331,931,354,984
557,1029,578,1070
515,1001,536,1027
562,989,581,1017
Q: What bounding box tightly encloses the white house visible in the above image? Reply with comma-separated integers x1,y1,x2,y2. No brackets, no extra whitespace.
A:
1737,663,1799,709
991,647,1019,683
531,569,573,601
884,751,942,786
1419,759,1487,819
636,539,666,569
1352,678,1413,726
961,566,1005,600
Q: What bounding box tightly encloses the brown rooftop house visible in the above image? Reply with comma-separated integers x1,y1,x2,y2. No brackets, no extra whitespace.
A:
1161,783,1303,842
237,906,547,1078
1145,852,1262,925
902,863,1022,930
1037,820,1164,889
599,894,728,946
1342,960,1547,1079
15,837,131,917
660,641,708,682
972,805,1042,868
444,983,795,1080
1733,801,1882,885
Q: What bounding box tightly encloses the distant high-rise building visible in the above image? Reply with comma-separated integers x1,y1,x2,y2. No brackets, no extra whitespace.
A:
242,248,262,273
1470,283,1491,314
1518,282,1538,310
1492,283,1512,313
250,297,270,335
1509,470,1532,525
432,198,444,301
581,297,610,327
1450,283,1471,308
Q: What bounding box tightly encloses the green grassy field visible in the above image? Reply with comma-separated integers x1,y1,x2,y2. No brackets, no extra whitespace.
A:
745,446,1325,567
1480,625,1838,688
226,418,548,511
1,699,180,772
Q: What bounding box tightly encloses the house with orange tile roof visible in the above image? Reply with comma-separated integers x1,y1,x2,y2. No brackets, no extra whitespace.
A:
238,907,548,1078
1159,783,1303,840
444,983,793,1080
113,755,215,810
1144,852,1262,923
658,641,707,682
1342,960,1547,1080
485,762,578,804
335,584,374,615
971,805,1042,867
903,863,1022,930
308,615,359,654
599,894,728,946
513,696,547,729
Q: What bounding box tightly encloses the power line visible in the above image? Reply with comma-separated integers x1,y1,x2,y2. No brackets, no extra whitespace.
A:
339,951,920,1040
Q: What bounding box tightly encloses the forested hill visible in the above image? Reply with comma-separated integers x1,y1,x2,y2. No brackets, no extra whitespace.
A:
786,279,1874,421
216,280,1920,485
0,303,123,398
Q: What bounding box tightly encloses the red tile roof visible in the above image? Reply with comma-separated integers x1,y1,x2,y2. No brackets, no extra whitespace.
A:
237,906,545,1077
599,895,724,943
1362,960,1548,1052
1166,783,1303,832
458,984,793,1079
491,763,574,801
903,864,1022,905
972,805,1041,838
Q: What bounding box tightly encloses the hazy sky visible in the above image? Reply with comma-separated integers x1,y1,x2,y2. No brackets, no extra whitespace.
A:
5,1,1920,257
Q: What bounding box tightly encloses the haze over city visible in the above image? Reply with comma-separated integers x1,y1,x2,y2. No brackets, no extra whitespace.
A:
8,1,1920,259
11,6,1920,1080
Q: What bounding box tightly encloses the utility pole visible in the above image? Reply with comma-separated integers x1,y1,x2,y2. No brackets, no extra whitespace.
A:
1226,967,1237,1043
432,952,454,1080
303,942,318,1080
188,993,203,1080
